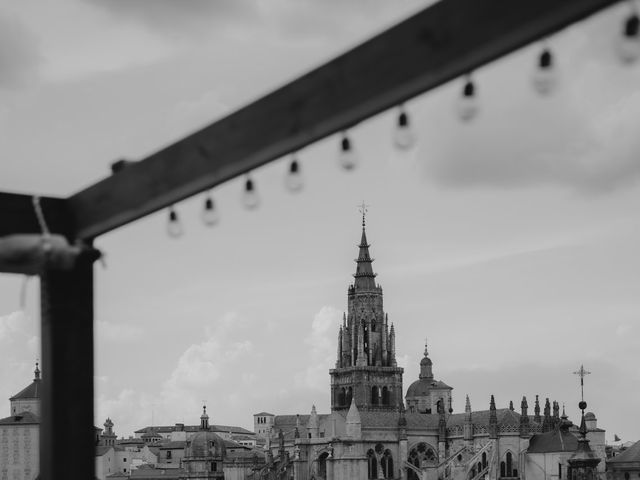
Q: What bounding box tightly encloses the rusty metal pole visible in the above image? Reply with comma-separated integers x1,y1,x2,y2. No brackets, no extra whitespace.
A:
40,250,96,480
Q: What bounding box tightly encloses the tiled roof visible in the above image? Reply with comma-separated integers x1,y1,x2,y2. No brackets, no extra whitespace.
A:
528,428,578,453
608,440,640,464
0,412,40,425
10,379,41,401
446,409,541,427
135,424,253,435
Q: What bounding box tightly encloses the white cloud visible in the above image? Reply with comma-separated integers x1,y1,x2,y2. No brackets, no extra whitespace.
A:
0,311,23,341
294,306,342,391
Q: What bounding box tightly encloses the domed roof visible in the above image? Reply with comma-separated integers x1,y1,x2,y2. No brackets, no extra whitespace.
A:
188,430,226,459
420,356,433,366
406,378,452,397
584,412,596,420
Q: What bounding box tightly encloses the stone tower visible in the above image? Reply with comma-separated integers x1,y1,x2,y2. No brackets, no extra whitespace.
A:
330,215,404,412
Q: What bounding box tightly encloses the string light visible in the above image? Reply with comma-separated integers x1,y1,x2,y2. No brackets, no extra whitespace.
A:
392,106,416,151
201,193,219,226
532,47,558,95
167,206,184,238
242,175,260,210
285,155,303,192
338,132,358,171
456,75,479,122
617,10,640,63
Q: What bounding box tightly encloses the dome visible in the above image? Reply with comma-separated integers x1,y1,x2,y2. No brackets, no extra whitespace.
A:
584,412,596,420
406,378,451,397
420,356,433,366
188,430,226,459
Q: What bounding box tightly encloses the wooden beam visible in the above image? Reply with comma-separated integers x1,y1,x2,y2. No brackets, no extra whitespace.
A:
0,192,72,238
68,0,620,240
40,254,95,480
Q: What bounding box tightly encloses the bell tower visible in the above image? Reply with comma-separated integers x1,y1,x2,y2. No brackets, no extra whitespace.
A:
330,206,404,412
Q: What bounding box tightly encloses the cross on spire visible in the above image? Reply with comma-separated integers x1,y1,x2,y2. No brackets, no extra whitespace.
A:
358,201,369,227
573,364,591,402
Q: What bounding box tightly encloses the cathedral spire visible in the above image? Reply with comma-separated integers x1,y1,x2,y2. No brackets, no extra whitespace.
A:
353,204,377,291
34,362,41,381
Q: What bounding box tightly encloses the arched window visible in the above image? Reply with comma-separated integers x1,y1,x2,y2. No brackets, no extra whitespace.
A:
318,452,328,479
346,387,353,406
367,449,378,479
506,452,513,477
372,386,379,405
381,449,394,479
482,452,487,469
338,388,346,406
382,386,390,405
500,462,506,478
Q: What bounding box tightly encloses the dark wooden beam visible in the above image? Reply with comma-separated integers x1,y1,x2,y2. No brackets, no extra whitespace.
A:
40,253,95,480
67,0,620,239
0,192,72,238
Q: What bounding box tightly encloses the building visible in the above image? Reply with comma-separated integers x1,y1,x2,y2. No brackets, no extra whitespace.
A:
254,218,608,480
607,440,640,480
0,364,41,480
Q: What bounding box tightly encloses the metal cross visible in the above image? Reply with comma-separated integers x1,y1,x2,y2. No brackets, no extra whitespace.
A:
573,364,590,401
358,201,369,226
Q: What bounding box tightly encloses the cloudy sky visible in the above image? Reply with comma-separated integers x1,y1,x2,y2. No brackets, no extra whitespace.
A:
0,1,639,444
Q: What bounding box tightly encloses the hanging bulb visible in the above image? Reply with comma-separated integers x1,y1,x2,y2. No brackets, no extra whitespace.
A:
166,207,183,238
201,194,219,226
532,48,558,95
456,77,479,122
392,107,417,151
284,156,303,192
617,13,640,63
338,133,358,171
242,176,260,210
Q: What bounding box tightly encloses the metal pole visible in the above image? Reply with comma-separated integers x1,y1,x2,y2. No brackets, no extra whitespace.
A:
40,252,95,480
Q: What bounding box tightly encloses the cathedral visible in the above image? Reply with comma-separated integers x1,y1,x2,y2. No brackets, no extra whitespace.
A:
254,217,607,480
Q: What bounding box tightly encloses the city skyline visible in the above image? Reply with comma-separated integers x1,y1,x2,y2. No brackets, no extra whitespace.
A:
0,0,639,447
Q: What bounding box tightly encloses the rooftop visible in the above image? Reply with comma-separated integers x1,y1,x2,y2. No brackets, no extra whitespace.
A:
0,411,40,425
608,440,640,464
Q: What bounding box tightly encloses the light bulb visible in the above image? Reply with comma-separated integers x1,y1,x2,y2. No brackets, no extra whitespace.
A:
392,109,417,151
617,14,640,64
201,195,219,226
285,157,303,192
338,135,358,171
167,207,184,238
532,48,558,95
242,177,260,210
456,79,479,122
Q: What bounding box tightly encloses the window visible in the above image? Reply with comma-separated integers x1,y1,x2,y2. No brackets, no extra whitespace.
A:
381,449,394,479
506,452,513,477
123,457,127,462
367,449,378,479
372,386,379,405
211,462,217,472
318,452,328,479
559,465,562,480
